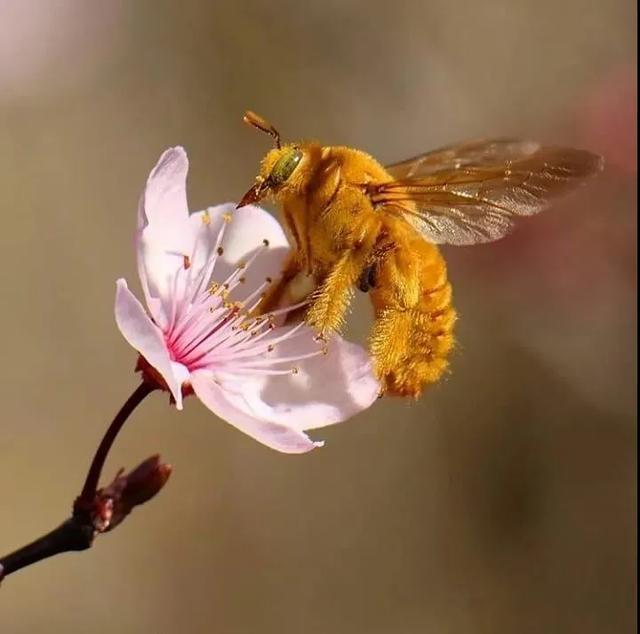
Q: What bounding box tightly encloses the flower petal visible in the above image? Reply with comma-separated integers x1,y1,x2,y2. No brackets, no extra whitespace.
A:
137,147,198,323
114,279,183,409
194,204,290,303
138,146,192,251
190,371,322,454
214,203,288,264
214,327,380,431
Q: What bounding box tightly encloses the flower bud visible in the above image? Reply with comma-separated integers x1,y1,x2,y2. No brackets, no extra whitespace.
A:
94,455,172,532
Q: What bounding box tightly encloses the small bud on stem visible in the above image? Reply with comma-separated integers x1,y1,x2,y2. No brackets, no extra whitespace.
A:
0,384,166,583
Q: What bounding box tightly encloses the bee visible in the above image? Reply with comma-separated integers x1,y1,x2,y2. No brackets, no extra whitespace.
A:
237,111,603,397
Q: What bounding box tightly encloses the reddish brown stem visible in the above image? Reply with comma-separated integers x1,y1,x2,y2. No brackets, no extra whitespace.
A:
78,381,156,505
0,382,161,582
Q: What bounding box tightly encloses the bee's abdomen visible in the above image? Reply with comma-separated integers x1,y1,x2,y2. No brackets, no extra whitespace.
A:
369,238,457,398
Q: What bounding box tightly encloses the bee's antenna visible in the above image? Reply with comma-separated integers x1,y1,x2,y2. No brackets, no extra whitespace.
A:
243,111,281,149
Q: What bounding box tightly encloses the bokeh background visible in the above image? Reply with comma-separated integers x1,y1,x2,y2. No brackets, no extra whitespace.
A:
0,1,636,632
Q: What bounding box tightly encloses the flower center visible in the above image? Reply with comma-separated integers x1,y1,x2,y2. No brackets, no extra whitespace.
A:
157,211,327,383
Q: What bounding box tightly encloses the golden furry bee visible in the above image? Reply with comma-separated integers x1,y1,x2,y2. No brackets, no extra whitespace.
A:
237,111,603,397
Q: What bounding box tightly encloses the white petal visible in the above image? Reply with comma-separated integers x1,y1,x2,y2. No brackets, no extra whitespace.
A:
190,371,322,454
138,146,192,253
215,327,380,431
136,147,198,323
114,279,183,409
198,204,290,303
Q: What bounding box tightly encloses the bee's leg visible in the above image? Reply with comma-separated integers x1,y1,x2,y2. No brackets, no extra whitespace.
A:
357,262,378,293
357,233,397,293
305,249,370,334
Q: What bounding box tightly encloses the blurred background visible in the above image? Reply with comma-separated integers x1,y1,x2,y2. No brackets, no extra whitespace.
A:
0,1,636,632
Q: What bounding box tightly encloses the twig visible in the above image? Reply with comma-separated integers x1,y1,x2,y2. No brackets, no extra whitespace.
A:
0,382,170,582
77,382,156,508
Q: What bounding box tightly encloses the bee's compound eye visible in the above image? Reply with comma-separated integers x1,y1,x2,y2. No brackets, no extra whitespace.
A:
270,149,303,185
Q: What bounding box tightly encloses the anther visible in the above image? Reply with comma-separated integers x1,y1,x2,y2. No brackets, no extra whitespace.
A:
262,238,270,247
217,246,224,256
265,277,273,283
291,367,299,375
201,211,211,225
183,255,191,270
239,276,246,283
222,213,232,224
267,345,275,352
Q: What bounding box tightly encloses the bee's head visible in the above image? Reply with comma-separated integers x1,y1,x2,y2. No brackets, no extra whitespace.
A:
237,111,306,208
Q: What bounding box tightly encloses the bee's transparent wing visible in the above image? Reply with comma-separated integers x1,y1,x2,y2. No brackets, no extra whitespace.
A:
369,140,603,246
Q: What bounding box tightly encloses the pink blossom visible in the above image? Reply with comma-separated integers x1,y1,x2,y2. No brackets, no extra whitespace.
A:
115,147,380,453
